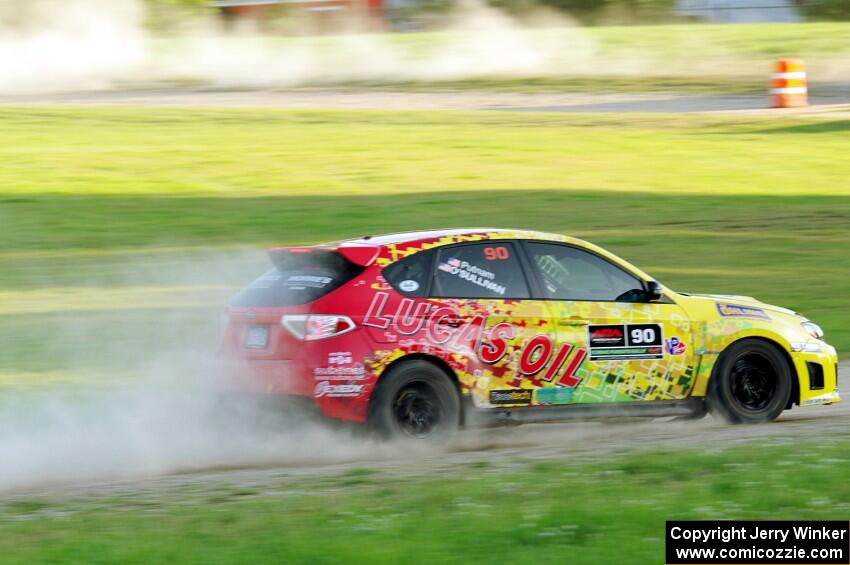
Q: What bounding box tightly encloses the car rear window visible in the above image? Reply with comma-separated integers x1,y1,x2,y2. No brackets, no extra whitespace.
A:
230,250,364,307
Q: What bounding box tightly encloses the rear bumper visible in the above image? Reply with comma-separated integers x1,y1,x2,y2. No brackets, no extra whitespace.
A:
218,359,312,396
217,358,372,423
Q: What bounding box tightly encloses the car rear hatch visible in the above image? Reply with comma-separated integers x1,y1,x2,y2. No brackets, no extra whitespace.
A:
222,245,378,360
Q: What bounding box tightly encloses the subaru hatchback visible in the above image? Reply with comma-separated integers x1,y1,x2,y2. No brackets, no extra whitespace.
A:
219,228,838,439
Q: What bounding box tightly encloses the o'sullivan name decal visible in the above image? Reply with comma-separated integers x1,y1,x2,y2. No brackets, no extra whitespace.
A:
437,258,506,296
588,323,663,361
363,292,587,387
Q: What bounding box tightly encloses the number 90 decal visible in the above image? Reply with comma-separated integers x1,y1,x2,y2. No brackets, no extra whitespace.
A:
483,246,510,261
630,327,656,344
588,323,664,361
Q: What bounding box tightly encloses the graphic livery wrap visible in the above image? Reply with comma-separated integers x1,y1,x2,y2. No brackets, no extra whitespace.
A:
219,228,840,425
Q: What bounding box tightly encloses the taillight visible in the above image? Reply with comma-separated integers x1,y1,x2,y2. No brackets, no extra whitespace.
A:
281,315,356,341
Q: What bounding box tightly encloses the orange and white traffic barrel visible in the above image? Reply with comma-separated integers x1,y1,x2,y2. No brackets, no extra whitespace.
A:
770,59,807,108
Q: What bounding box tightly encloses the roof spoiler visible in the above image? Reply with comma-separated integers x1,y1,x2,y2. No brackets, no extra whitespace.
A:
267,245,380,267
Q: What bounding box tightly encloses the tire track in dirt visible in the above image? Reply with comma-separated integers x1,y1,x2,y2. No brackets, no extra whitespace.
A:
11,363,845,499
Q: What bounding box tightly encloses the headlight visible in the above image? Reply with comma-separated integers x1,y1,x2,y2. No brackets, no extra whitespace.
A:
801,321,824,340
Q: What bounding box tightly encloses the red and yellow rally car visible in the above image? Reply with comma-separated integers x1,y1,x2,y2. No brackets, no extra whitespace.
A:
219,229,839,438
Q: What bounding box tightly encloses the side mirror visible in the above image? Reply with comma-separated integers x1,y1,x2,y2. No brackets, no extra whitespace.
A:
645,280,663,302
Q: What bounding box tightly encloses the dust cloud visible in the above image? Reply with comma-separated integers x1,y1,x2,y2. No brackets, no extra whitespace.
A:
0,249,396,493
2,0,849,97
0,0,600,94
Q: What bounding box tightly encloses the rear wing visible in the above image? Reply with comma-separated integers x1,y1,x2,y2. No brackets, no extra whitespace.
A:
267,245,381,269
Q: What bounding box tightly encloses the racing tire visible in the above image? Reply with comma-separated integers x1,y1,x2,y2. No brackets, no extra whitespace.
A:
368,359,461,441
707,339,792,424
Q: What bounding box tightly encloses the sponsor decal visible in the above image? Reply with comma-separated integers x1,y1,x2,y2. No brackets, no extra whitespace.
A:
328,351,353,365
286,275,332,289
665,337,686,356
314,366,367,380
478,322,515,364
588,323,663,361
590,346,663,360
535,387,574,405
489,389,533,405
519,335,552,375
589,325,625,348
716,302,770,319
363,292,587,387
437,258,506,296
802,394,837,406
315,351,366,380
398,279,420,292
314,381,364,398
479,327,585,387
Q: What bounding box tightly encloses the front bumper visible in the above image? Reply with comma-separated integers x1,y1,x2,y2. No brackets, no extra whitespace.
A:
790,342,840,407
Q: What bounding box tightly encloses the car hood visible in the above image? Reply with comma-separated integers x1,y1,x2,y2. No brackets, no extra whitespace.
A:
683,293,800,318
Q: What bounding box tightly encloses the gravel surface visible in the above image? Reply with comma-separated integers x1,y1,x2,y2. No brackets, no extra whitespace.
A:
3,88,850,114
7,363,845,500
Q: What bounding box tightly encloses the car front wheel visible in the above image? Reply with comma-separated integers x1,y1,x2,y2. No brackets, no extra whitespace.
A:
707,339,793,424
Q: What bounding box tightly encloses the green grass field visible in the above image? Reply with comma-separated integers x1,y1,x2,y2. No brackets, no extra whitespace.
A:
0,96,849,562
389,22,850,91
0,107,848,385
2,438,849,563
3,21,850,562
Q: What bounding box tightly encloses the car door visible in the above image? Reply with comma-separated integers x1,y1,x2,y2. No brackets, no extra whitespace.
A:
427,241,559,409
522,241,696,405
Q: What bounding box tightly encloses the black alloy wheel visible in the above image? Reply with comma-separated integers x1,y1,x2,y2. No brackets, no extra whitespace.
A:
392,381,442,438
707,339,792,424
369,360,460,440
729,354,778,412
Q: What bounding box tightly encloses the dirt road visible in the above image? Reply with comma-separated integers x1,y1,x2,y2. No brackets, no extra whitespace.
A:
6,363,844,500
3,88,850,115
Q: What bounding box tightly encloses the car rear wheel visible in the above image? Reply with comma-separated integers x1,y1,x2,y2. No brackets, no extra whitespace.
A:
369,360,460,440
707,339,792,424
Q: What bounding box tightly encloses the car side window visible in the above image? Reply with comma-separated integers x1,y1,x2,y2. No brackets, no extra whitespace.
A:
382,249,433,297
430,243,529,299
526,242,644,302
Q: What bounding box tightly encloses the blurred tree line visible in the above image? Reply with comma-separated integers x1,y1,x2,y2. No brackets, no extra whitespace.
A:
143,0,211,29
146,0,209,10
141,0,850,23
798,0,850,20
489,0,678,24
